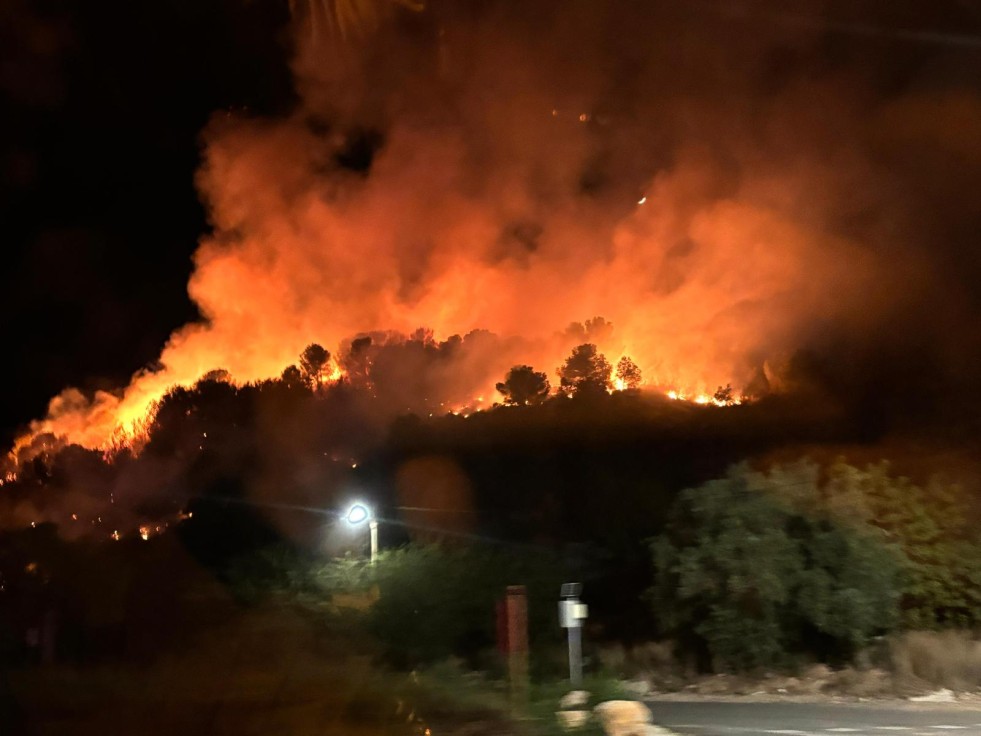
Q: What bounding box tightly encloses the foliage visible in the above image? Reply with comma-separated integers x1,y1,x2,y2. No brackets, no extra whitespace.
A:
649,465,902,670
331,328,501,414
370,660,631,736
312,543,574,669
224,542,321,604
280,363,304,388
197,368,231,384
10,317,981,677
298,342,331,389
615,356,642,390
818,460,981,629
713,384,735,405
496,365,551,406
525,674,633,736
558,344,612,397
760,459,981,629
339,335,374,387
381,656,633,736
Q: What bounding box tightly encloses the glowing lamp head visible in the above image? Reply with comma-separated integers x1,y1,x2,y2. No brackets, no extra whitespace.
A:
345,503,371,525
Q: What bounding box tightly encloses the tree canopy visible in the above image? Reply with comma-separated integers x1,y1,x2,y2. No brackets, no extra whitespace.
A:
650,464,902,670
299,343,331,389
558,343,612,397
615,356,642,390
496,365,550,406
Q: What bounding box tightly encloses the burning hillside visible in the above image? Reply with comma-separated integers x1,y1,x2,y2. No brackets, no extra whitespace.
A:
4,1,981,479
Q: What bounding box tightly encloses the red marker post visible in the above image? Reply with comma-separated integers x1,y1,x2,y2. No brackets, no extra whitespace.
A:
504,585,529,711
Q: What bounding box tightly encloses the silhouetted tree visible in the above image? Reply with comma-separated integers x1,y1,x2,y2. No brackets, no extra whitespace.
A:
198,368,231,384
299,344,331,389
144,380,251,473
281,364,303,389
714,384,735,405
496,365,550,406
338,335,374,388
558,344,612,397
371,337,439,411
615,356,642,390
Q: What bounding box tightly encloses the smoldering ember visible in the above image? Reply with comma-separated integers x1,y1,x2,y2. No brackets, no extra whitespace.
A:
2,2,981,734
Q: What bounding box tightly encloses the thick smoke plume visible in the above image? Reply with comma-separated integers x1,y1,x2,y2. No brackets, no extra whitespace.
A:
10,0,981,456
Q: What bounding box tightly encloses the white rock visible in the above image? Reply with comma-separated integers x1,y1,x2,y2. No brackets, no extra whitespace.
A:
909,688,956,703
559,689,591,709
556,709,591,730
593,700,654,736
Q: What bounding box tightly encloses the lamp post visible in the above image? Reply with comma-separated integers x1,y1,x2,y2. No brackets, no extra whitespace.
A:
345,502,378,563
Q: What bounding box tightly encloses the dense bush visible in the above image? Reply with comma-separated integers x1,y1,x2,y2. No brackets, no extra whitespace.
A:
818,460,981,629
649,465,902,671
314,543,578,669
757,459,981,630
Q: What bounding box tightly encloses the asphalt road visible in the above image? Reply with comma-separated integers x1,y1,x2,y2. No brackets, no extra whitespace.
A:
648,699,981,735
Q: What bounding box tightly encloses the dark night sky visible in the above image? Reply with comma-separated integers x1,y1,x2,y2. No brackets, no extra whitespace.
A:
2,0,980,450
0,0,295,447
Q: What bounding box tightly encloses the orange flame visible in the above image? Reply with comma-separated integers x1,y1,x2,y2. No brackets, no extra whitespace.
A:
5,95,879,462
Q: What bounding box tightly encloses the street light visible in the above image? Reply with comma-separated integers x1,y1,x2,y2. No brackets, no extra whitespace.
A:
345,502,378,563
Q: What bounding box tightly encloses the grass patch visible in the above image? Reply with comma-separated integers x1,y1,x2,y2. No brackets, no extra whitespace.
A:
398,658,637,736
889,630,981,693
525,675,633,735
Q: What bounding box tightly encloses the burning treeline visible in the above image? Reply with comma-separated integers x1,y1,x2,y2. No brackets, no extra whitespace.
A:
0,332,837,544
5,3,981,494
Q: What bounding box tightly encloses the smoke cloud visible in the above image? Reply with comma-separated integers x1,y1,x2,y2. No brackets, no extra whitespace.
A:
10,0,981,455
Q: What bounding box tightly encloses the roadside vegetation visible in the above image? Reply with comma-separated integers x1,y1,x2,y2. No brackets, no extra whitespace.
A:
3,340,981,731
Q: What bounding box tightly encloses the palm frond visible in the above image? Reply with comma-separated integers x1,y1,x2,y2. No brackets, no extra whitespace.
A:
291,0,424,41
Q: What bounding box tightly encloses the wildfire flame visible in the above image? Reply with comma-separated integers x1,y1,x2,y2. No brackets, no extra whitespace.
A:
665,389,741,407
4,9,892,467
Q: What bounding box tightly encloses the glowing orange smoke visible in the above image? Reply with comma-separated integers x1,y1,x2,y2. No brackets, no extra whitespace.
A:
5,59,886,462
5,142,866,462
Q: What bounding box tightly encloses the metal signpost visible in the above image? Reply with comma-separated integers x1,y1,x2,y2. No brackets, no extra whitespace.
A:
559,583,588,687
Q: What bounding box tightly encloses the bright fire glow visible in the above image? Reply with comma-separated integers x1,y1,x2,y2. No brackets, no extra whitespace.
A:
4,48,880,464
664,388,742,407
